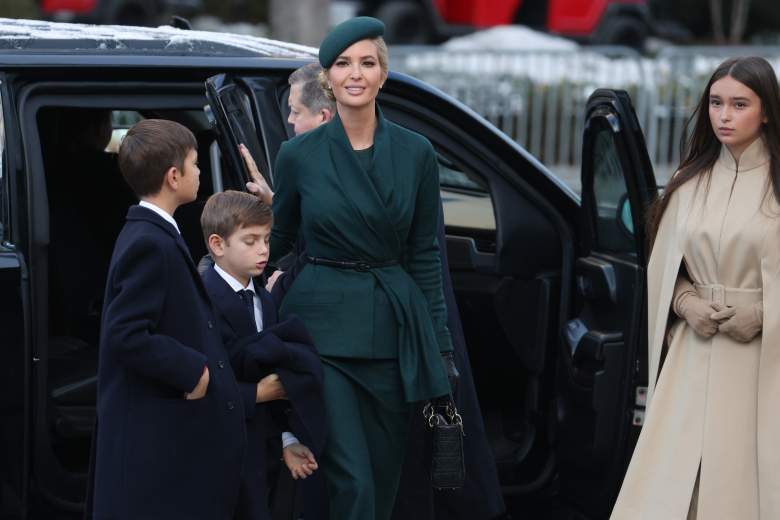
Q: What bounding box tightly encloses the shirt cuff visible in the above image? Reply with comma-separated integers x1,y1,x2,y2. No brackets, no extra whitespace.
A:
282,431,299,448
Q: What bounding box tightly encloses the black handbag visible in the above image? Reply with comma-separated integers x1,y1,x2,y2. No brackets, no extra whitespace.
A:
423,399,466,490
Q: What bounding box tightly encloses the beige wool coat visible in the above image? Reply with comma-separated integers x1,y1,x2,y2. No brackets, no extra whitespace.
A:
611,137,780,519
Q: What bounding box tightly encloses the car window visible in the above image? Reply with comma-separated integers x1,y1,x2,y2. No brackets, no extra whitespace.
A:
0,89,5,242
437,153,496,234
106,111,143,153
438,153,486,192
590,128,635,253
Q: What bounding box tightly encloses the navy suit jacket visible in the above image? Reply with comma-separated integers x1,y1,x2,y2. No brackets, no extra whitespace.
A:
202,266,279,520
93,205,246,520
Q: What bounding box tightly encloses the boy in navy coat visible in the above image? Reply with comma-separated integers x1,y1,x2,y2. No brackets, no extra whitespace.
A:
93,120,248,520
199,190,324,520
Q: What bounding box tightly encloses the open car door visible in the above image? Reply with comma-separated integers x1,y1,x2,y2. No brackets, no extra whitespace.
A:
556,89,658,518
205,73,283,190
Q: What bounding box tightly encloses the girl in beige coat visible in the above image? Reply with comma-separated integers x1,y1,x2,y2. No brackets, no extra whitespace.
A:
611,56,780,519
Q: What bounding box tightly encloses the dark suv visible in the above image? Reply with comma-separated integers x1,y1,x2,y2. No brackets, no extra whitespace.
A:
0,18,657,520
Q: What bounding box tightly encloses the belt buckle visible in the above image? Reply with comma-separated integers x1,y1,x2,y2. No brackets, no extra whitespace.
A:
355,262,371,272
712,284,725,306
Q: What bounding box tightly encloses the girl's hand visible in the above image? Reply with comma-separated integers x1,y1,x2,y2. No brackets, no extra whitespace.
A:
677,294,721,337
713,303,762,343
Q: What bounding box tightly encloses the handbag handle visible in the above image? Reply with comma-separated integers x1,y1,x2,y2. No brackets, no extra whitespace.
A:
423,399,464,432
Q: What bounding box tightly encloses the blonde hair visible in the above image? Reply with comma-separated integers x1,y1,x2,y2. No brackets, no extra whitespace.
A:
319,36,389,102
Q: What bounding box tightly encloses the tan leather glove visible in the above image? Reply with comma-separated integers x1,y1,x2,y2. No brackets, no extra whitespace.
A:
673,276,720,338
672,276,697,318
712,302,763,343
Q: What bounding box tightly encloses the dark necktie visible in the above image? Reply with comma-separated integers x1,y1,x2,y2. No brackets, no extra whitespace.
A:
238,289,257,331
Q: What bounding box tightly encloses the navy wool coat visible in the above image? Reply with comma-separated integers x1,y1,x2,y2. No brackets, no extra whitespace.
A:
202,266,280,520
93,206,246,520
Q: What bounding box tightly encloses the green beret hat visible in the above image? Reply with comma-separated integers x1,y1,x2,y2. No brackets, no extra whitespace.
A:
319,16,385,68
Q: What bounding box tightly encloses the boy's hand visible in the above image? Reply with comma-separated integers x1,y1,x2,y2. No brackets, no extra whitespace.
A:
256,373,287,402
240,144,273,205
282,443,318,480
266,270,284,291
185,366,209,400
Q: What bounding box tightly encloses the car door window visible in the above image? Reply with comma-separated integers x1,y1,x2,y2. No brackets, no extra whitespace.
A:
438,153,496,234
590,123,636,254
0,86,6,242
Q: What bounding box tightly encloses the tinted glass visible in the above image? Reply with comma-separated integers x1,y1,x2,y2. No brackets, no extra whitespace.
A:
590,125,635,253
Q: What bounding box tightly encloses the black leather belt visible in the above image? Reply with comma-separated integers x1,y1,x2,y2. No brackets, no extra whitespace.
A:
305,256,398,272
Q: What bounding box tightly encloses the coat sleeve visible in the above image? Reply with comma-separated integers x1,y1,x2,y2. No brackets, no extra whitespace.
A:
270,142,301,264
102,235,207,393
406,143,453,353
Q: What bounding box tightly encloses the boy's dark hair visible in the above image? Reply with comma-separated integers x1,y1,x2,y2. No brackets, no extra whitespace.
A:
118,119,197,197
201,190,273,246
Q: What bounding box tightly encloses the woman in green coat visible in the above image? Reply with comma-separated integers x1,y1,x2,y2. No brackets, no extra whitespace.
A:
269,17,455,520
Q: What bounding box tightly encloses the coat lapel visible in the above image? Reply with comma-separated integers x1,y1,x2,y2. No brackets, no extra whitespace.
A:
127,205,213,304
325,108,402,259
366,108,395,206
203,267,256,338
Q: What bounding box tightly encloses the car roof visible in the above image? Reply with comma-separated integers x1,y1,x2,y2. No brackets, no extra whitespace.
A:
0,18,318,61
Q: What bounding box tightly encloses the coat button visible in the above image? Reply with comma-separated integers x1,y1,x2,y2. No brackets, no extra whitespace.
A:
227,401,235,411
217,360,225,369
208,320,213,329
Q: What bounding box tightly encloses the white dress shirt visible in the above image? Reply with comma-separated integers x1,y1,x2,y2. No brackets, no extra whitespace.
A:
138,200,180,234
212,263,298,448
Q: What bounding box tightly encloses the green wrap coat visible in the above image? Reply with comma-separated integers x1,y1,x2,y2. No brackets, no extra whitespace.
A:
270,107,452,403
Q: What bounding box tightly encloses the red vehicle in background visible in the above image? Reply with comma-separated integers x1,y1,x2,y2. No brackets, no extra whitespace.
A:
358,0,680,49
38,0,201,26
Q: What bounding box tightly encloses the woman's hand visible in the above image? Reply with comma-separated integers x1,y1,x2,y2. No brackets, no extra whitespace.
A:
240,143,273,205
712,303,762,343
677,293,721,337
282,443,318,480
256,373,287,402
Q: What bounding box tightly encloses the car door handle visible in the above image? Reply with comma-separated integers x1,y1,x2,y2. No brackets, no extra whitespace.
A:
572,330,624,385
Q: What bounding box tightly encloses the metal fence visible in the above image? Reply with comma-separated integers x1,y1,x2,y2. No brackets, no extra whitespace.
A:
390,45,780,191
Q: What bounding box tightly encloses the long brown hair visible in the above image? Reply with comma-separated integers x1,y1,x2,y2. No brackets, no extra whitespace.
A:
646,56,780,249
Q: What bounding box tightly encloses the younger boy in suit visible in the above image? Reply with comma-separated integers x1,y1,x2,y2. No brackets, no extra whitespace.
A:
93,120,247,519
200,190,323,520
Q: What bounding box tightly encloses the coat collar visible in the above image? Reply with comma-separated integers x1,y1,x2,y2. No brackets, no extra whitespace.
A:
202,265,277,336
325,105,395,204
202,266,257,338
718,136,769,172
128,204,211,303
323,105,401,259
